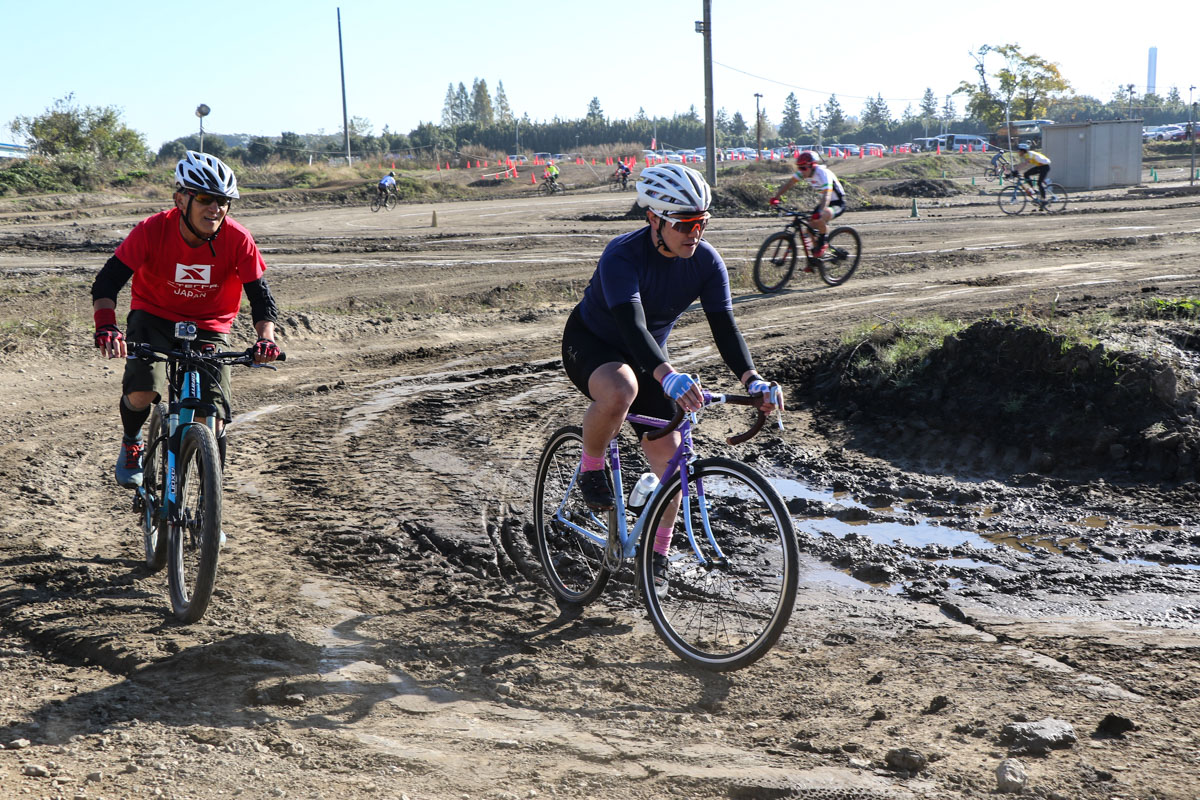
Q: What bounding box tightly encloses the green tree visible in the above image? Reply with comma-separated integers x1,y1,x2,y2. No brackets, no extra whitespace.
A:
471,78,494,125
246,136,274,165
822,95,846,138
494,80,513,124
441,84,459,127
919,88,938,136
10,94,149,162
454,83,471,126
278,131,305,162
778,93,803,141
861,93,892,128
730,111,748,142
586,97,604,122
956,44,1071,127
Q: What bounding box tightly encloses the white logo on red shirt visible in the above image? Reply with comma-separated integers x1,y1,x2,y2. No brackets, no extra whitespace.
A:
175,263,212,284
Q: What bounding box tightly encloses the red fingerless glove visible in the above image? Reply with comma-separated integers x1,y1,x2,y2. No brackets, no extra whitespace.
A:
253,338,280,359
93,308,123,349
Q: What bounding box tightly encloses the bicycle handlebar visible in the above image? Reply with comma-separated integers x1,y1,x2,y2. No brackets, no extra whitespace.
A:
129,341,287,367
644,390,776,445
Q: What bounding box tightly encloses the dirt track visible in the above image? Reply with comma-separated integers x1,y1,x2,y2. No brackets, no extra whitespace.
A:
1,162,1199,800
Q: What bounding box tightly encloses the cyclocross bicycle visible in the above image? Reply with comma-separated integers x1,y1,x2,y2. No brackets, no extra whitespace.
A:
997,173,1068,215
130,323,284,623
538,178,566,196
608,171,631,191
753,207,862,293
532,385,798,671
370,188,398,212
984,152,1013,182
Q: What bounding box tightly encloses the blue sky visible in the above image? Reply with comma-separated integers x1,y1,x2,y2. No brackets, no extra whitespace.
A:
3,0,1195,150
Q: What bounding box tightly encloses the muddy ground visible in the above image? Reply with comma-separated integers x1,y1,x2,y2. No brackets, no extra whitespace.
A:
1,154,1199,800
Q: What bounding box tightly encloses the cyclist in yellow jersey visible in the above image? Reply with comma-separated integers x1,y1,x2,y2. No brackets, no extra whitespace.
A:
544,160,560,187
1014,142,1051,201
768,150,846,256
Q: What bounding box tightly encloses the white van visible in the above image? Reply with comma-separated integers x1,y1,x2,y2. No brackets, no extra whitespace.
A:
944,134,990,152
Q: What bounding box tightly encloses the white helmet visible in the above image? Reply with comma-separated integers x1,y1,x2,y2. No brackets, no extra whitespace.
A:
636,164,711,214
175,150,240,199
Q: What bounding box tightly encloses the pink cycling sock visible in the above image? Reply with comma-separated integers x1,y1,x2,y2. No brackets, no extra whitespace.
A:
580,452,605,472
654,526,672,556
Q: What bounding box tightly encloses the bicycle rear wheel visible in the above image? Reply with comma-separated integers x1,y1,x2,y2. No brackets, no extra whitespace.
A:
997,186,1026,215
532,426,614,606
1041,183,1068,213
141,403,169,572
168,424,223,623
818,226,862,287
752,231,797,293
639,457,798,671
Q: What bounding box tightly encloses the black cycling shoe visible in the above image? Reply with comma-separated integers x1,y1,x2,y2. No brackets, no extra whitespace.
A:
577,469,614,511
652,552,670,599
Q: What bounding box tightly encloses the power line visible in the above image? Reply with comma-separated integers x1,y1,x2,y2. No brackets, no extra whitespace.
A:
712,60,928,104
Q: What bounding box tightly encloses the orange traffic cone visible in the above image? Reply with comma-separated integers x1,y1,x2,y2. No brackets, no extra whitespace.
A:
530,172,536,185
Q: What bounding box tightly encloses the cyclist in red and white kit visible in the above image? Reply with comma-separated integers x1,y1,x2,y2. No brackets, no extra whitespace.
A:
90,151,280,488
768,150,846,256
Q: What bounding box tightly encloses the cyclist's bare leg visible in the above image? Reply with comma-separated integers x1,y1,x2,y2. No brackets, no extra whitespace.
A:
582,362,638,459
124,390,157,413
641,431,684,532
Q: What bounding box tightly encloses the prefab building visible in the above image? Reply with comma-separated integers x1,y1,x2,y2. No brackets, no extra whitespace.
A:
1041,119,1142,191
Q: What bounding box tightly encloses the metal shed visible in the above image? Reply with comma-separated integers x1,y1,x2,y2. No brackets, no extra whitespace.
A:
1041,119,1142,191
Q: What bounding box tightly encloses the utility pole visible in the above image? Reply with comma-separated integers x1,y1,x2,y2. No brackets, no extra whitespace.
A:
696,1,716,185
337,8,351,165
1190,86,1196,186
1127,83,1136,119
754,93,763,160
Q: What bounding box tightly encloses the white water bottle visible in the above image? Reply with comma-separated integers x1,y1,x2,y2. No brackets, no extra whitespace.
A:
628,472,659,510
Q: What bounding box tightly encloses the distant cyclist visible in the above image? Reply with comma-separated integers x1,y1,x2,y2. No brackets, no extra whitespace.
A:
560,163,781,595
377,171,397,201
1014,143,1051,202
614,159,631,188
768,150,846,257
544,160,560,188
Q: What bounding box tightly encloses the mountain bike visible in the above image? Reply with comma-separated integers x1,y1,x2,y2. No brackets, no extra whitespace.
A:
532,386,798,671
608,172,631,191
130,324,284,623
753,207,862,293
538,178,566,196
370,188,397,212
997,173,1068,215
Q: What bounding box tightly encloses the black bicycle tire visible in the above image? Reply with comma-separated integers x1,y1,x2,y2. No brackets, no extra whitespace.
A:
532,425,614,606
1042,183,1068,213
818,226,862,287
752,231,798,293
370,194,383,212
638,457,798,671
142,403,169,572
385,193,397,210
998,185,1026,215
983,167,998,180
167,424,223,623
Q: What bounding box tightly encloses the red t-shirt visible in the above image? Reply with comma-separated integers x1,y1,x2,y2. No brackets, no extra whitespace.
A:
114,208,267,333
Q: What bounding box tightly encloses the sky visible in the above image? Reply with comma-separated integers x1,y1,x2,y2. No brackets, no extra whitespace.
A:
3,0,1196,152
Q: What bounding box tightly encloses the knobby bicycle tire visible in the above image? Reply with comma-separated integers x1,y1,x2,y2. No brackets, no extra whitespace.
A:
141,403,169,572
532,425,614,606
818,226,862,287
168,424,223,623
370,195,383,212
753,231,798,293
638,457,798,671
997,185,1027,215
384,193,398,210
1041,183,1068,214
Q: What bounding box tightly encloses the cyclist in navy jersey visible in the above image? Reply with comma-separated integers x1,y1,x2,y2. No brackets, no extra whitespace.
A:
561,164,782,594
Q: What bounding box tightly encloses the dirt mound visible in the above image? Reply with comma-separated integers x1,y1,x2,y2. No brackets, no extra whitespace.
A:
775,318,1200,482
876,178,964,198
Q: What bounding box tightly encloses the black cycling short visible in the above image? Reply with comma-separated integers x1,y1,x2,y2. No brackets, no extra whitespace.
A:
562,307,675,437
813,198,846,220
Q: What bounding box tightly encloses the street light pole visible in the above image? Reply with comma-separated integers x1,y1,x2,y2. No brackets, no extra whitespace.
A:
1127,83,1136,119
195,104,210,153
754,93,763,160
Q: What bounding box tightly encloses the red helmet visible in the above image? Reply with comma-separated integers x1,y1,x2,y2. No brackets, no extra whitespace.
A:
795,150,820,168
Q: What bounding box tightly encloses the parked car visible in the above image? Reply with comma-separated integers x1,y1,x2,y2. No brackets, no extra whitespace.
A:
1169,125,1196,141
828,143,859,156
532,152,552,163
911,137,941,152
507,154,528,164
860,142,886,154
1152,125,1183,141
552,153,571,162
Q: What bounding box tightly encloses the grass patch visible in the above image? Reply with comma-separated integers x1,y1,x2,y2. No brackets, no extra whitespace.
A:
841,315,967,388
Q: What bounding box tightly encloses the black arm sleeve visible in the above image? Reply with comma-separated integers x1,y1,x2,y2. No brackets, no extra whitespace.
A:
611,301,668,374
243,278,279,326
90,256,133,303
706,309,755,380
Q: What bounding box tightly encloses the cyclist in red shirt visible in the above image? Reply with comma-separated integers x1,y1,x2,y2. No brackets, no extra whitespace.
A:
91,151,281,488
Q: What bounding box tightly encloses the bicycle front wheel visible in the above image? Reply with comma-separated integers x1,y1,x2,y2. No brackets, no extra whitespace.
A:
752,232,797,293
538,181,552,196
998,186,1026,215
384,192,397,210
818,226,862,287
532,426,614,606
168,424,223,623
141,403,169,572
1041,183,1068,213
639,457,798,671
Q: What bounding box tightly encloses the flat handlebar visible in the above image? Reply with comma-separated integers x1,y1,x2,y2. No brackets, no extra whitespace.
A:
129,341,287,366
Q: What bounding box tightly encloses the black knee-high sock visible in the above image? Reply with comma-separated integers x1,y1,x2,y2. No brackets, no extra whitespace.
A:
119,396,151,440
